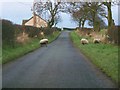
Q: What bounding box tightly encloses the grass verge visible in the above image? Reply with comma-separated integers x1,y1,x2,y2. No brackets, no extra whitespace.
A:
70,31,118,84
0,47,1,64
2,31,61,64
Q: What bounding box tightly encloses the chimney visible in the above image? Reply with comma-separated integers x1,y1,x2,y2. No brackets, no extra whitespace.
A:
33,12,36,27
33,0,36,27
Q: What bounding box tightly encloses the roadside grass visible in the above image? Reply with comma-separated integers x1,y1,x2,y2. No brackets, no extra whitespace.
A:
2,31,60,64
70,31,118,83
0,47,1,64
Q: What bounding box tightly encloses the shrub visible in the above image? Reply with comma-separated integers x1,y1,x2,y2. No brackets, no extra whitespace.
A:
24,26,40,37
2,19,15,48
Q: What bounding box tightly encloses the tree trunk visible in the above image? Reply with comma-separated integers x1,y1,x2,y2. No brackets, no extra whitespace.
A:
93,13,96,31
82,19,85,28
107,2,112,29
48,17,54,28
106,2,113,43
79,20,81,28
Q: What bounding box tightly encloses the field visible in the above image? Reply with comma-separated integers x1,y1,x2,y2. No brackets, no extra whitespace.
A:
70,31,118,83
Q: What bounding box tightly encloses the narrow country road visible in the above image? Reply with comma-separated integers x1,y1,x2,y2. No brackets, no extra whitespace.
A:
3,31,116,88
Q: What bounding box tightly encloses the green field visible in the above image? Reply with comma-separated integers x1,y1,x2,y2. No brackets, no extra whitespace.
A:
2,31,60,64
70,31,118,83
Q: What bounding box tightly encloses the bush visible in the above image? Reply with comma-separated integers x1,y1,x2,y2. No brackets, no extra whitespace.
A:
24,26,40,37
42,27,61,35
17,26,57,38
2,19,15,48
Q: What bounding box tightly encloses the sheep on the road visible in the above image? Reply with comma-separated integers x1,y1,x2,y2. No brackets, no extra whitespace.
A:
81,38,89,45
40,39,48,47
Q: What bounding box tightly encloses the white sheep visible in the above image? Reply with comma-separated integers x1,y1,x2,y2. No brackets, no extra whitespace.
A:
40,38,48,47
93,38,101,44
81,38,89,45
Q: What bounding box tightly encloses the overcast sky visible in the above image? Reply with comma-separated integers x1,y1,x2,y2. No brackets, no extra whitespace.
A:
0,0,119,28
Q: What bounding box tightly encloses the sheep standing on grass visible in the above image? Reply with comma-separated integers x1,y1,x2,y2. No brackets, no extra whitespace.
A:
93,38,101,44
40,38,48,47
81,38,89,45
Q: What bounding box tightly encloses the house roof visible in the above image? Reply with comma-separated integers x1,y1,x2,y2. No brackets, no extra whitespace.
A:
34,13,47,22
22,13,47,25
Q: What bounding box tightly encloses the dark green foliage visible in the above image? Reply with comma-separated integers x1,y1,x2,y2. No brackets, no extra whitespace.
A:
24,26,40,37
2,19,15,48
42,27,54,35
63,27,76,31
14,24,23,34
40,27,61,36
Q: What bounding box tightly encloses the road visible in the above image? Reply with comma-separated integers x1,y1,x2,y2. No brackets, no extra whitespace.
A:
3,31,116,88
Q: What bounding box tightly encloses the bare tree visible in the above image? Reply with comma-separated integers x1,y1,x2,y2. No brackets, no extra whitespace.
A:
72,7,88,28
33,0,63,28
84,2,106,31
68,2,87,28
70,2,106,31
54,14,62,27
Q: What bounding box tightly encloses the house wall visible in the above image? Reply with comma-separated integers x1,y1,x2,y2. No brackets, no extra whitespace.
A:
25,16,48,28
